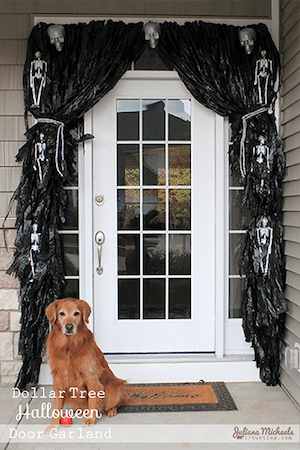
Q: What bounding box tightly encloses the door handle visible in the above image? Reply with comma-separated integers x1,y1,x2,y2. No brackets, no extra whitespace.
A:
95,231,105,275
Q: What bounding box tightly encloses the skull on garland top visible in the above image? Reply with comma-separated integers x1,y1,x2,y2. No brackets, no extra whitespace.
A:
47,24,65,52
238,27,256,54
143,21,160,49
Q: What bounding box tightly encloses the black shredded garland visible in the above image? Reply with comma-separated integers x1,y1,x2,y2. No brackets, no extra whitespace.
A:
159,21,287,385
4,19,287,389
6,123,77,388
229,110,287,385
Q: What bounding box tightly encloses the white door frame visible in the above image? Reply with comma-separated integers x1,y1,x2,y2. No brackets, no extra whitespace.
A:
82,70,224,347
91,76,215,354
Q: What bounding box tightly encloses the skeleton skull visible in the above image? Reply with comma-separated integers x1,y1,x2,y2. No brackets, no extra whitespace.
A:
143,22,160,49
238,27,256,54
47,25,65,52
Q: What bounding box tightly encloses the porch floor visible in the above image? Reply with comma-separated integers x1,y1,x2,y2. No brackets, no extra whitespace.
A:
1,382,300,450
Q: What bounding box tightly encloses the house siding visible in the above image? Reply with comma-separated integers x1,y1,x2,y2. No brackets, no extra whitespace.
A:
280,0,300,409
0,0,282,386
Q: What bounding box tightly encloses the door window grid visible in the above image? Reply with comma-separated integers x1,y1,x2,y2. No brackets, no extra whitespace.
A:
117,98,192,320
228,147,248,319
59,165,80,299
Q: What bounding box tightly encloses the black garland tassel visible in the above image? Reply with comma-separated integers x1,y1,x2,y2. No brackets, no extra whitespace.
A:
159,20,287,385
7,123,76,390
230,113,287,385
240,215,287,385
5,20,145,390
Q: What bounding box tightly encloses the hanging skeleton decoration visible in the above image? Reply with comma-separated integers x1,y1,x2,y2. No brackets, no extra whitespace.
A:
33,132,47,182
238,107,270,180
47,24,65,52
238,27,257,54
30,51,47,107
29,223,41,280
230,110,286,217
35,119,66,178
241,213,287,385
250,134,272,195
255,50,273,105
253,135,270,167
143,21,160,49
255,216,273,276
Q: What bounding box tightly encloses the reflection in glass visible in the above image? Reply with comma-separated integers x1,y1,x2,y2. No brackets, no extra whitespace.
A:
169,234,191,275
118,189,140,230
229,167,241,187
117,144,139,186
65,279,79,299
169,145,191,186
143,279,165,319
64,150,78,187
143,189,165,230
62,190,78,230
118,235,140,275
143,234,165,275
118,279,140,319
229,190,251,230
117,99,139,141
168,99,191,141
61,234,79,276
143,144,165,186
169,189,191,230
142,100,165,141
229,278,244,318
229,233,243,276
169,279,191,319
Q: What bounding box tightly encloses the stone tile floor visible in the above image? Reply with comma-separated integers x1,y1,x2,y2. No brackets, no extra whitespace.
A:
1,382,300,450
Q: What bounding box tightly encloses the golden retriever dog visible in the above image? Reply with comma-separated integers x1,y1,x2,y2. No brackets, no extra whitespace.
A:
44,297,127,433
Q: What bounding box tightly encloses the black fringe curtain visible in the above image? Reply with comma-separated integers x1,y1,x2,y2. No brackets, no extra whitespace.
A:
23,21,145,122
158,22,280,116
7,20,145,390
6,19,286,389
158,21,286,385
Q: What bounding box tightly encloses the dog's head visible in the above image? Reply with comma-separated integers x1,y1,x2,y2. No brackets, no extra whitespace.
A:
45,298,91,335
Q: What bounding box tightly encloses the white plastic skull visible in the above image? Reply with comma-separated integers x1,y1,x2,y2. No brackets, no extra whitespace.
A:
238,27,256,55
47,25,65,52
144,22,160,49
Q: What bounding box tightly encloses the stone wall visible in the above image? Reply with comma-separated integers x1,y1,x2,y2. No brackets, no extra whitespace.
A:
0,227,22,385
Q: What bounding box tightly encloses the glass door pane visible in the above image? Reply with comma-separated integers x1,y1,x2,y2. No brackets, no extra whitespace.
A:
117,98,192,320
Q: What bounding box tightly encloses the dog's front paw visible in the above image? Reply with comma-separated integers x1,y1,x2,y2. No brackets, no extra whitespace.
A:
106,407,117,417
44,424,59,434
82,418,96,427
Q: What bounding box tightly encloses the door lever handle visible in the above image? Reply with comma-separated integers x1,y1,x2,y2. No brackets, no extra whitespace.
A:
95,231,105,275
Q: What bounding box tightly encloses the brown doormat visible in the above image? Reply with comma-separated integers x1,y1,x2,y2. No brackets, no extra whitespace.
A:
119,382,237,413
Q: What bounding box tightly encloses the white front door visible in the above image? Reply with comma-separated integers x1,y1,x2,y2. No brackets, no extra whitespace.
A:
90,75,216,354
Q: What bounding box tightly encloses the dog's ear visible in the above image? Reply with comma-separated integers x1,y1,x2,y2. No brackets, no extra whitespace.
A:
45,299,60,325
77,300,91,324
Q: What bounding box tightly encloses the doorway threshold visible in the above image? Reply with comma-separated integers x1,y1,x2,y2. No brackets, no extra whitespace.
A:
105,353,259,384
105,352,254,364
39,353,259,385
